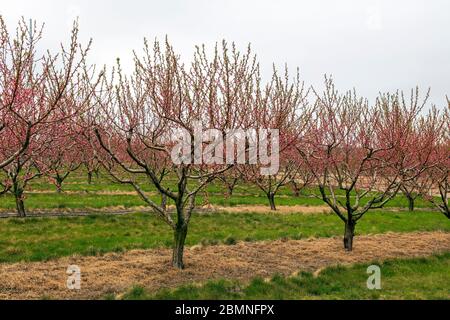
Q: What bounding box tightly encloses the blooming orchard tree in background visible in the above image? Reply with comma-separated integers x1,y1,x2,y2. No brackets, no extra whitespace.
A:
35,118,82,193
0,17,94,216
35,78,98,194
295,78,430,251
420,100,449,218
238,69,310,210
69,105,103,185
0,17,33,171
81,148,101,185
216,170,242,198
0,129,44,216
288,165,313,197
395,102,445,212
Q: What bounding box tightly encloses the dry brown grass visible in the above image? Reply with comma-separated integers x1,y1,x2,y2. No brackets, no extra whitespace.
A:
0,231,449,300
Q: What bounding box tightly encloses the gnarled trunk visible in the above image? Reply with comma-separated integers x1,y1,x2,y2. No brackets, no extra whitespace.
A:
13,180,26,217
87,171,93,185
267,192,276,211
343,220,356,251
291,181,300,197
172,223,188,269
406,195,415,212
227,184,235,197
15,192,26,218
56,178,63,193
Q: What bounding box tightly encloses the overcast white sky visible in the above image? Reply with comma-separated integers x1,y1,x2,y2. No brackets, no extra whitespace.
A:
1,0,449,105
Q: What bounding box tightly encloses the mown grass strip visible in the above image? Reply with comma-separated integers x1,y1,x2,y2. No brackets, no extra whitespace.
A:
1,210,448,263
120,253,450,300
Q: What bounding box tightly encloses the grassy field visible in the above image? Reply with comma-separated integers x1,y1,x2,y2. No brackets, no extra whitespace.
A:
0,170,448,300
0,191,438,211
0,210,448,263
120,253,450,300
3,193,443,210
0,168,441,211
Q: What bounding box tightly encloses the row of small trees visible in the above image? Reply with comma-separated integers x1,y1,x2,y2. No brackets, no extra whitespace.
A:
0,18,448,269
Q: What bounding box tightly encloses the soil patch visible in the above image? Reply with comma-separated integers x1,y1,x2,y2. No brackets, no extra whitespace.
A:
0,231,448,299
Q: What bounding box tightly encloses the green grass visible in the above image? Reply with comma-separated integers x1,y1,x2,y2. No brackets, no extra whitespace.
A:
0,190,436,211
0,168,438,211
0,210,448,263
121,253,450,300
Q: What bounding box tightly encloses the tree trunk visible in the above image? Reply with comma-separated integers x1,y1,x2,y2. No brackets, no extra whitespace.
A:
56,178,63,193
343,220,356,251
407,195,414,212
268,193,276,211
291,181,300,197
440,206,450,219
15,193,26,218
227,185,234,197
172,224,188,269
87,171,93,185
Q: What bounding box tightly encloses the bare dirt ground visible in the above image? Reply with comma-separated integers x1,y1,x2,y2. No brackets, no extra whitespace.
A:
0,231,449,300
